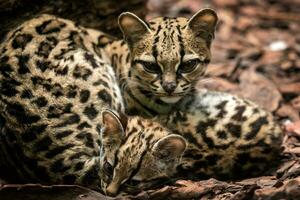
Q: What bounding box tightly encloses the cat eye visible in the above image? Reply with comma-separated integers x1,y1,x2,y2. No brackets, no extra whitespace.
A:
103,161,113,176
179,59,200,73
140,61,161,74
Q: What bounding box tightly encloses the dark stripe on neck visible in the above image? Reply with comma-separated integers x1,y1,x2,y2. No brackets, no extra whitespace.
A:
127,89,158,116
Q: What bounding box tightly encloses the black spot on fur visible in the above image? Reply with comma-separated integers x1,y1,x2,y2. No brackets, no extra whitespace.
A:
55,130,73,139
33,97,48,108
83,104,98,120
77,122,92,130
34,136,52,152
12,34,33,49
21,124,48,142
56,66,69,75
20,89,33,99
97,90,112,106
215,101,228,118
63,103,73,113
0,56,13,76
232,106,247,121
45,144,75,158
37,41,53,58
84,52,99,68
1,81,18,97
92,79,109,87
17,54,30,74
245,117,269,140
67,85,77,98
80,90,90,103
54,114,80,128
52,83,64,98
36,19,66,34
6,102,40,124
51,158,70,173
75,162,85,171
226,123,241,138
217,130,227,139
36,60,51,72
76,131,94,148
196,119,217,148
72,65,92,80
174,111,187,122
47,105,61,118
31,76,42,85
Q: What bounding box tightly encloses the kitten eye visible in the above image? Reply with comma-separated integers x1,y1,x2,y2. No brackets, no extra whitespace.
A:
141,61,161,74
179,59,200,73
103,161,113,176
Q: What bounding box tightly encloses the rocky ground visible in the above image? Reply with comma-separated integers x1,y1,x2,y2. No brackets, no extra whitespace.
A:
1,0,300,199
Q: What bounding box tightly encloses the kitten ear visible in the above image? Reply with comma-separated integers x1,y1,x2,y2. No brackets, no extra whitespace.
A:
101,110,126,141
118,12,151,44
153,134,187,159
187,8,218,44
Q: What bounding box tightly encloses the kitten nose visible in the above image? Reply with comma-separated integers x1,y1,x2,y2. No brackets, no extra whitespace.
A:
105,182,119,196
162,82,176,94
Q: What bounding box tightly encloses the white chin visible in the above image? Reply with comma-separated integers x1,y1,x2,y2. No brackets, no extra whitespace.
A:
160,96,182,103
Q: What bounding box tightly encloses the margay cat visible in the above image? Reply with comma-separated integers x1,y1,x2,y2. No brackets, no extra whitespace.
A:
110,9,218,117
0,9,282,197
0,14,187,196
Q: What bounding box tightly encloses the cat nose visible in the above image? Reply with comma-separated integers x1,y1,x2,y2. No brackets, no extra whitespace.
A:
162,81,176,94
105,182,119,196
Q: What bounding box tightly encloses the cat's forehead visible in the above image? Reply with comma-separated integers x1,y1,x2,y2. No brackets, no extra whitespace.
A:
143,17,189,62
148,17,188,31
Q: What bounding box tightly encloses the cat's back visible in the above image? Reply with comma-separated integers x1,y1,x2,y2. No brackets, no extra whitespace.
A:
0,14,124,183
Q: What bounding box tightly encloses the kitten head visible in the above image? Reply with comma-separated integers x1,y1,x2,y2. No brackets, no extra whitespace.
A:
119,9,218,104
100,110,186,196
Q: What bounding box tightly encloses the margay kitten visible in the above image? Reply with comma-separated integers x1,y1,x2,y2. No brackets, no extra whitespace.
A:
0,14,187,196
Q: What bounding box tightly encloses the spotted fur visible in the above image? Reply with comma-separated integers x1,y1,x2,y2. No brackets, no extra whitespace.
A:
159,90,283,179
0,14,187,196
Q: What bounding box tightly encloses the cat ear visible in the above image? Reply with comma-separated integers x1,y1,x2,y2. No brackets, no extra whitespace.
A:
101,109,126,142
187,8,218,44
153,134,187,159
118,12,151,45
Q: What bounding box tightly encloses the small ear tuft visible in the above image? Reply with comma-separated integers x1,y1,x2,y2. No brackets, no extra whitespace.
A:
118,12,151,44
187,8,218,44
101,109,125,140
153,134,186,159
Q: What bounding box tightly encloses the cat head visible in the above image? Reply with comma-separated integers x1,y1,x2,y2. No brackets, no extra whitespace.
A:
100,110,186,196
119,9,218,104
